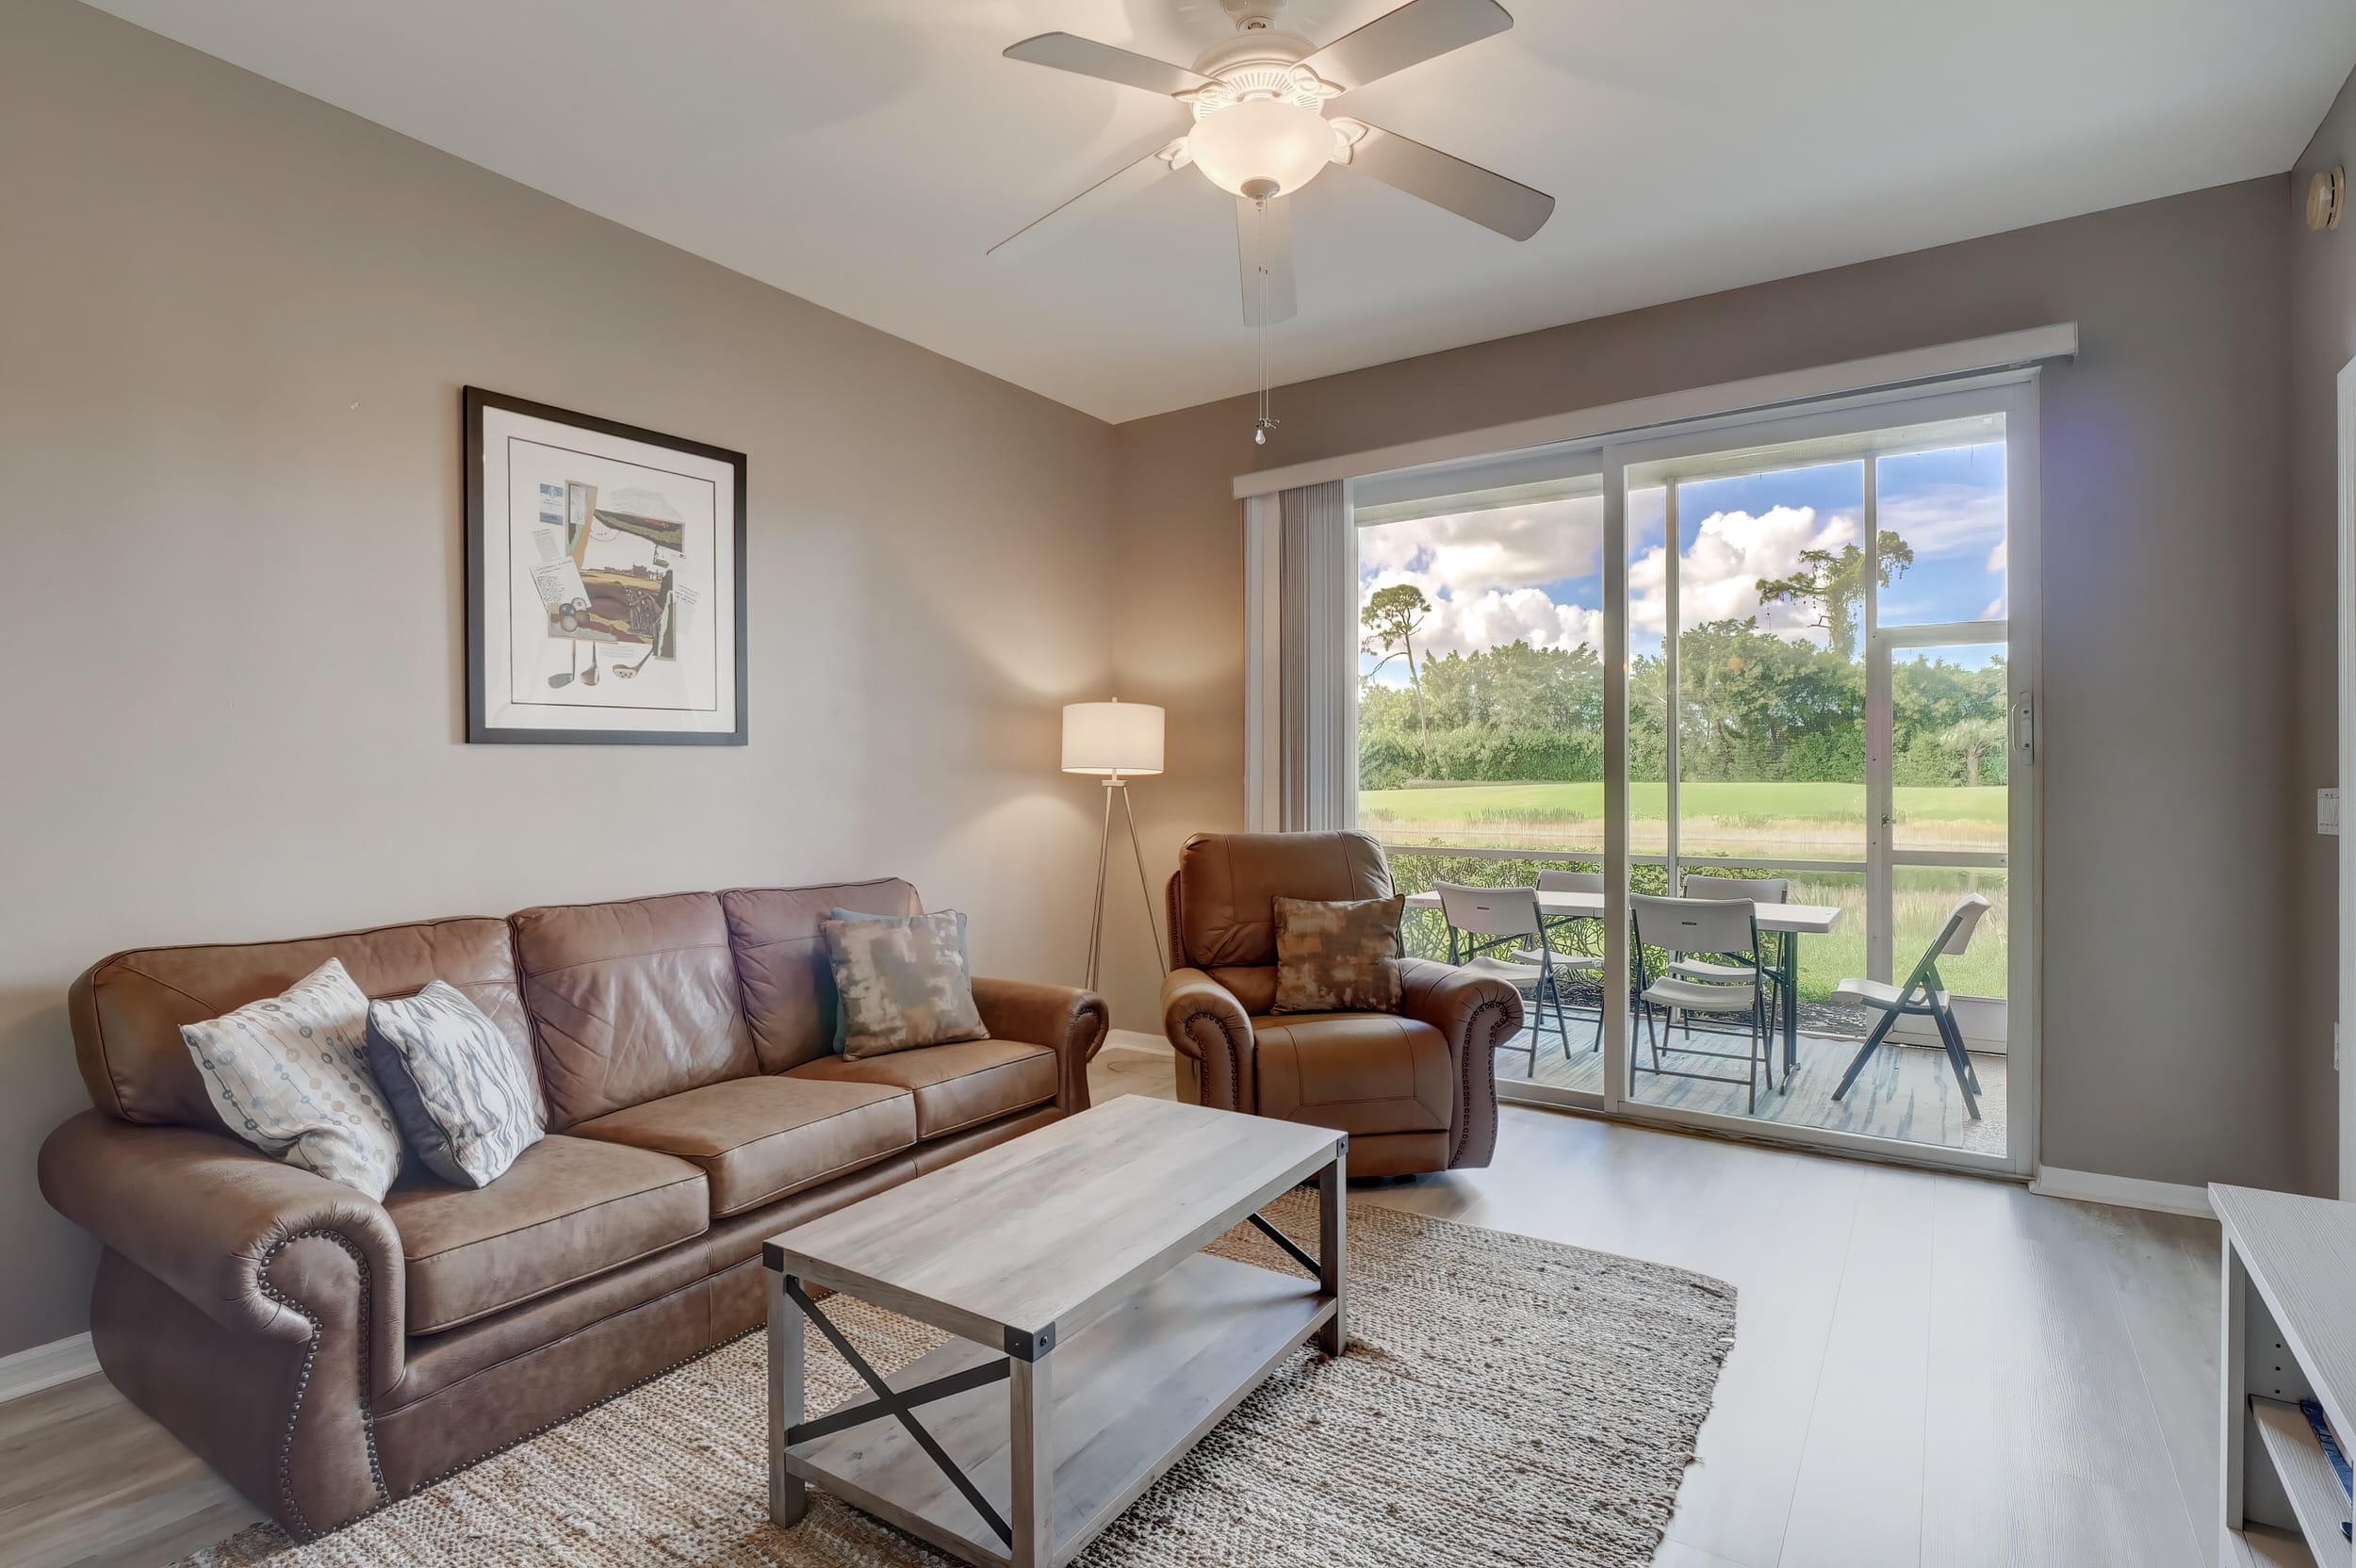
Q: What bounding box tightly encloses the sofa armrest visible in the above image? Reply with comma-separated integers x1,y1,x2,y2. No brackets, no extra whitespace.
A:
971,975,1108,1114
1399,956,1522,1170
1161,968,1256,1114
39,1110,406,1396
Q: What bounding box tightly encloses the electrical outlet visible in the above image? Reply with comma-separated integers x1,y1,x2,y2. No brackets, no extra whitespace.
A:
2322,788,2341,836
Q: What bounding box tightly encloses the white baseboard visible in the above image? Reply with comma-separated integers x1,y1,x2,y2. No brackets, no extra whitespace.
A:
2030,1166,2212,1218
0,1331,97,1403
1104,1028,1172,1056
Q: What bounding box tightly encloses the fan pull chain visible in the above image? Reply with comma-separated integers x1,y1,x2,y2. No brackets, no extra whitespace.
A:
1252,196,1277,447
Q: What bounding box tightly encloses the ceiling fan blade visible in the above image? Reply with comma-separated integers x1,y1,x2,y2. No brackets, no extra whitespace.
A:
1236,197,1298,326
987,135,1186,258
1340,122,1553,239
1299,0,1513,93
1003,33,1212,97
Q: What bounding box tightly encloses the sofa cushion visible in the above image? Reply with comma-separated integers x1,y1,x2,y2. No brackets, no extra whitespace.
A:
70,915,531,1131
567,1075,916,1217
788,1039,1056,1141
384,1135,708,1333
719,880,922,1072
1249,1012,1453,1137
512,892,758,1129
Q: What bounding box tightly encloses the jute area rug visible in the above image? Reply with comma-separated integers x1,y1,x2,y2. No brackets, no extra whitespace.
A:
180,1194,1736,1568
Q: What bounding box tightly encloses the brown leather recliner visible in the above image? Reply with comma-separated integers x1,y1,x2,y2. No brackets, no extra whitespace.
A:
1158,830,1522,1177
38,880,1106,1540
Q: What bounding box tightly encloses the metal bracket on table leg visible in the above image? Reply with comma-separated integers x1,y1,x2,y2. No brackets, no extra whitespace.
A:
783,1279,1016,1549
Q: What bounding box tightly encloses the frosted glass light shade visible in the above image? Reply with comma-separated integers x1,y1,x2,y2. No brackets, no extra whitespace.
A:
1062,701,1165,776
1186,98,1333,199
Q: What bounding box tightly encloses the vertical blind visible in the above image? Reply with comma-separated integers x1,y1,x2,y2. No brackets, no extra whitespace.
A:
1278,480,1352,831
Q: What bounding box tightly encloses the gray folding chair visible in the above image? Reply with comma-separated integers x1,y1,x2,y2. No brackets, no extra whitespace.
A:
1675,875,1786,980
1828,894,1992,1119
1631,892,1772,1112
1434,882,1595,1072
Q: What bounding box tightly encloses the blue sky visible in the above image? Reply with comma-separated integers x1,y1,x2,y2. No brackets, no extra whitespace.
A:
1360,442,2007,681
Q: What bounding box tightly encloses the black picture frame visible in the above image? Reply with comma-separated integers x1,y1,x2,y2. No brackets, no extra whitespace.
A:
464,386,748,745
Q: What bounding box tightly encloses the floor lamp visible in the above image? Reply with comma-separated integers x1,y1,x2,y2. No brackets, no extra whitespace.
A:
1064,699,1169,993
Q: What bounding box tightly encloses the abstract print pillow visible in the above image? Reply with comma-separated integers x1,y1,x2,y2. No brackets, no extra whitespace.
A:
181,957,404,1200
1270,894,1407,1014
820,909,990,1059
825,906,969,1054
365,980,547,1187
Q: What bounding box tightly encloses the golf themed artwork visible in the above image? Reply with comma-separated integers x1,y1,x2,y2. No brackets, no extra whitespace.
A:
465,389,746,744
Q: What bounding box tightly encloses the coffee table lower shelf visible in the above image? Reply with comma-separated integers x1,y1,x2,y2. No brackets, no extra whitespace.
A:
786,1250,1333,1568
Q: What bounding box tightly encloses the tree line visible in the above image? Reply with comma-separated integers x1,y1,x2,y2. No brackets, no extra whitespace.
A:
1359,577,2006,792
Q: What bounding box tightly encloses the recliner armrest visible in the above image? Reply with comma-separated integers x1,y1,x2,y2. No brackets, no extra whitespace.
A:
970,975,1108,1113
39,1109,406,1396
1399,956,1522,1169
1161,968,1256,1114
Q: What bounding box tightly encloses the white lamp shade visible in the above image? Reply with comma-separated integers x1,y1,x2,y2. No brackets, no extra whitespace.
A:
1062,701,1165,776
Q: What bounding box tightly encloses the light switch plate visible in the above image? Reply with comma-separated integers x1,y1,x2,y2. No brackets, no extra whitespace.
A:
2322,787,2341,836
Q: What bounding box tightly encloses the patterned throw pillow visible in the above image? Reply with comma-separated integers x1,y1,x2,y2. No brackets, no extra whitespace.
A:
181,958,404,1200
826,906,968,1054
821,909,990,1059
1271,894,1407,1015
365,981,547,1188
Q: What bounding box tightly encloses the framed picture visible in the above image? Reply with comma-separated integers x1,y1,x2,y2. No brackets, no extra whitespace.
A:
465,387,746,744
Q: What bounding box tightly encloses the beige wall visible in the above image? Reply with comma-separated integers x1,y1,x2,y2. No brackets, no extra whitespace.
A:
0,0,1118,1356
1107,177,2307,1195
2286,62,2356,1200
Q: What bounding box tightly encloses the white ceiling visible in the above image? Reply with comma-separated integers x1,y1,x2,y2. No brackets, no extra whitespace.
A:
85,0,2356,423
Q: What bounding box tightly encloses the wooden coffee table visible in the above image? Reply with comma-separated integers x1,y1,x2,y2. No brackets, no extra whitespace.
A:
761,1095,1347,1568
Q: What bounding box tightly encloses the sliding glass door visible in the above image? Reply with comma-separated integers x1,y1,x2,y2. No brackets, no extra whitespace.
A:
1350,378,2037,1174
1614,395,2025,1168
1353,454,1614,1102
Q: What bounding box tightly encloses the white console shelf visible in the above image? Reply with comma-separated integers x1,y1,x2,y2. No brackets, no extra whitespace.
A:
2217,1184,2356,1568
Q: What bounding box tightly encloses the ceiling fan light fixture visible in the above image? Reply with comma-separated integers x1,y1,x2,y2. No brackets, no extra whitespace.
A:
1185,97,1333,199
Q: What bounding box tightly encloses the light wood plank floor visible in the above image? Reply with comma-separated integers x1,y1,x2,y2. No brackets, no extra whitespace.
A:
1109,1037,2222,1568
0,1040,2224,1568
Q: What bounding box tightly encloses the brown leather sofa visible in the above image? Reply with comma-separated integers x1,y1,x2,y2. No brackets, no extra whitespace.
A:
38,880,1105,1540
1157,830,1521,1177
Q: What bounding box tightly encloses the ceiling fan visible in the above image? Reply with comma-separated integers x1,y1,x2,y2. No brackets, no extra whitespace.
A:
991,0,1554,329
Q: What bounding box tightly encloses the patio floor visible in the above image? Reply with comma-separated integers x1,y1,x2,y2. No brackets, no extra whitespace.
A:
1497,1008,2008,1159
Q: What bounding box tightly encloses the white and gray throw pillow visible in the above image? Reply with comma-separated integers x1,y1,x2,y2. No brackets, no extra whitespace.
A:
365,981,545,1188
820,908,990,1059
181,957,404,1200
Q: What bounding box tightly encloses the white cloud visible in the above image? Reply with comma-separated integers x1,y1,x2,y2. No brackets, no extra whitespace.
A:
1358,497,1603,599
1632,505,1857,643
1360,565,1607,681
1362,500,1884,676
1882,482,2005,560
